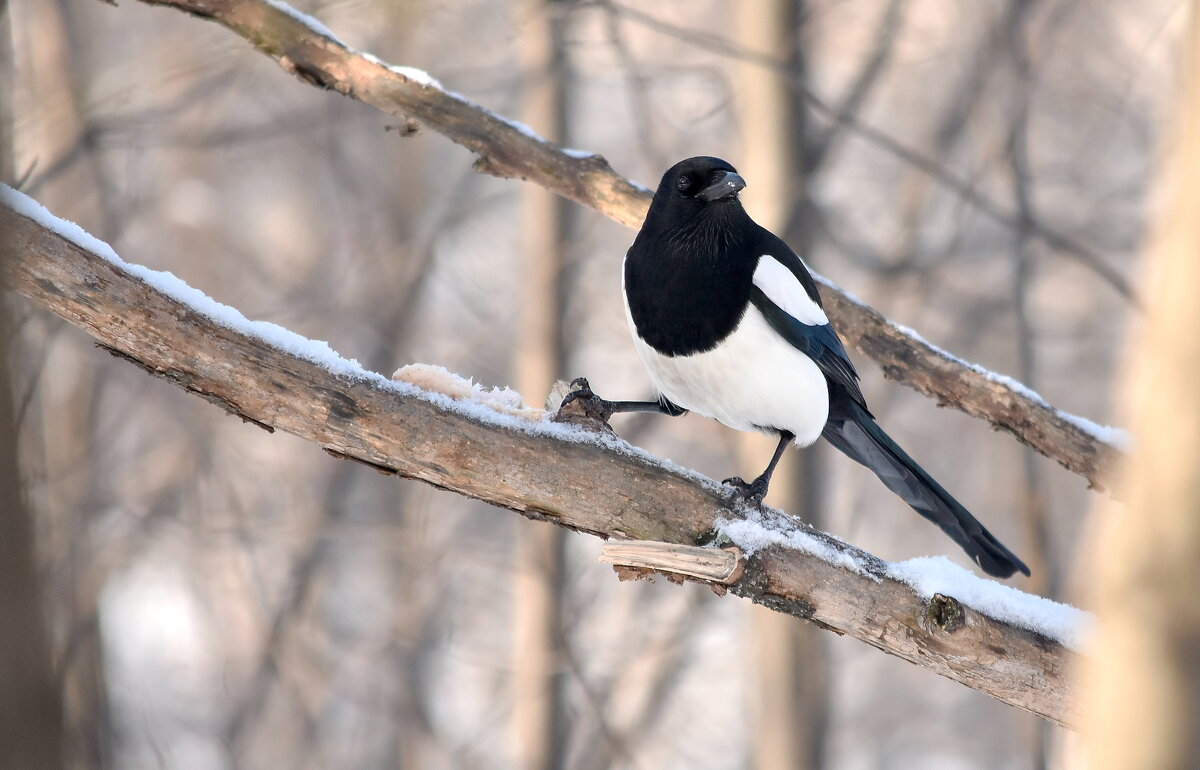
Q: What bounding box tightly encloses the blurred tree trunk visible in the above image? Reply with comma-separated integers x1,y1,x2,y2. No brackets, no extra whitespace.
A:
737,3,829,769
1001,1,1054,765
0,3,67,767
22,4,116,766
0,310,66,770
0,7,66,760
512,2,570,768
1080,2,1200,768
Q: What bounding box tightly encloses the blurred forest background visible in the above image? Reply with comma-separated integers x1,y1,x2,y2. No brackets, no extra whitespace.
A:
2,0,1183,768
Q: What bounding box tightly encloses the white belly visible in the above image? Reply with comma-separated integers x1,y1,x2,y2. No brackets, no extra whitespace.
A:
624,300,829,446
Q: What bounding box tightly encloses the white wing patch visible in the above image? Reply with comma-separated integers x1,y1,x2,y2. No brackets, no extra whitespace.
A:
752,255,828,326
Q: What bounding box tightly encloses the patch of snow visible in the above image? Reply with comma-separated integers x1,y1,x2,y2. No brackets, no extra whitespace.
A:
717,507,884,579
3,183,122,264
712,482,1091,650
262,0,342,45
889,556,1093,651
358,52,444,90
487,113,593,158
502,117,544,142
392,363,540,419
1056,409,1133,452
390,65,442,89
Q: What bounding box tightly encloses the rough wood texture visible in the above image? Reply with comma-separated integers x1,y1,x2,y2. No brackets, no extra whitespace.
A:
3,200,1077,727
598,541,744,583
130,0,1124,493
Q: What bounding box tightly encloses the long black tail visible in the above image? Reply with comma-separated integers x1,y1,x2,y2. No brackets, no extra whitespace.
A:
821,392,1030,578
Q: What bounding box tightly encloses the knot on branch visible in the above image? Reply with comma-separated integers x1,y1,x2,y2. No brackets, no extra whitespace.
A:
927,593,966,633
279,56,344,93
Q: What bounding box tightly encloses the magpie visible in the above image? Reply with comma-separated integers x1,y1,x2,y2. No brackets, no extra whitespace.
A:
563,156,1030,579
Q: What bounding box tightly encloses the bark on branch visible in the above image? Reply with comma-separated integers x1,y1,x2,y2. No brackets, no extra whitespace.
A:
2,197,1077,727
127,0,1124,493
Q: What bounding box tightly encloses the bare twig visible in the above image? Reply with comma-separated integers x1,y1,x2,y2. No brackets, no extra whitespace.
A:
3,199,1077,727
805,0,909,172
123,0,1126,492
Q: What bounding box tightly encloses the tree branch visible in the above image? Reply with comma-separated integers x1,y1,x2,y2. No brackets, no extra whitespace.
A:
125,0,1126,493
3,191,1077,727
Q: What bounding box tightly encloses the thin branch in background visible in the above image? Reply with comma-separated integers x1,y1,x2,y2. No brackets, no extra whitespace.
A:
222,500,339,758
559,637,648,770
571,588,711,770
21,68,244,195
598,3,668,172
805,0,909,173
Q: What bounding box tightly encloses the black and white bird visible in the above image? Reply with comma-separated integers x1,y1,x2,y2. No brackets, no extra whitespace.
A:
564,156,1029,579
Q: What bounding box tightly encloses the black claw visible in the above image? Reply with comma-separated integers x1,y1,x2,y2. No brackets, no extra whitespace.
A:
559,377,595,409
554,376,616,429
722,475,769,505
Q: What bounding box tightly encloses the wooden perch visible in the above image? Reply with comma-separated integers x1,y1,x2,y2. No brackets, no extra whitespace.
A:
129,0,1124,493
2,197,1077,727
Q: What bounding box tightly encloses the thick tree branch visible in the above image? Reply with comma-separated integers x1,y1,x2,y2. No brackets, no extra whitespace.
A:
3,194,1077,727
125,0,1125,493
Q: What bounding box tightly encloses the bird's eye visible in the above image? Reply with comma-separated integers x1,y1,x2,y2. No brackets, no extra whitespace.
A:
676,176,692,192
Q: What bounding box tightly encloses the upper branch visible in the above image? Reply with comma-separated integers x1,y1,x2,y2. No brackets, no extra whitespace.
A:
129,0,1126,493
2,194,1076,727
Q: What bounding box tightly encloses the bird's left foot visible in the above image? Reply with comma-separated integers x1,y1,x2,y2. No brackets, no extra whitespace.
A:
722,475,769,505
553,377,617,432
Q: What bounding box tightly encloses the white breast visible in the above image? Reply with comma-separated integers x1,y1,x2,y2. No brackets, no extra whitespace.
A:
623,269,830,446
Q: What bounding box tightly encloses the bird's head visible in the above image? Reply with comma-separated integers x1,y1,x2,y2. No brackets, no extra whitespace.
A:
648,156,747,218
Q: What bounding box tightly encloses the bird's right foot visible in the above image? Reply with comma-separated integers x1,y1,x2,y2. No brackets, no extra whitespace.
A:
722,475,769,506
554,377,617,430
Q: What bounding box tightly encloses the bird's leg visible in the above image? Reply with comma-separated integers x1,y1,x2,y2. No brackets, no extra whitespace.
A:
555,377,686,427
724,431,795,504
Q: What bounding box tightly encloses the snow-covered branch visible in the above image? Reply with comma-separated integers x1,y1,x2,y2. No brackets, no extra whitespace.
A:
128,0,1125,493
3,188,1079,727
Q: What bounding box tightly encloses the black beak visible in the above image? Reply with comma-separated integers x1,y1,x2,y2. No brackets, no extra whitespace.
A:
697,171,746,202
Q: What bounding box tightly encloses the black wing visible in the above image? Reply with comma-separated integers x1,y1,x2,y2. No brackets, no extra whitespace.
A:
747,232,868,411
748,285,869,414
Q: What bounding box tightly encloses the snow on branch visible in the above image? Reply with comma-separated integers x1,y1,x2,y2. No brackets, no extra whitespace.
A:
129,0,1126,493
3,186,1079,727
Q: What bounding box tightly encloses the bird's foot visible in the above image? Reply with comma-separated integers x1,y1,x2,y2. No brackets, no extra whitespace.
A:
553,377,617,432
722,475,769,505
